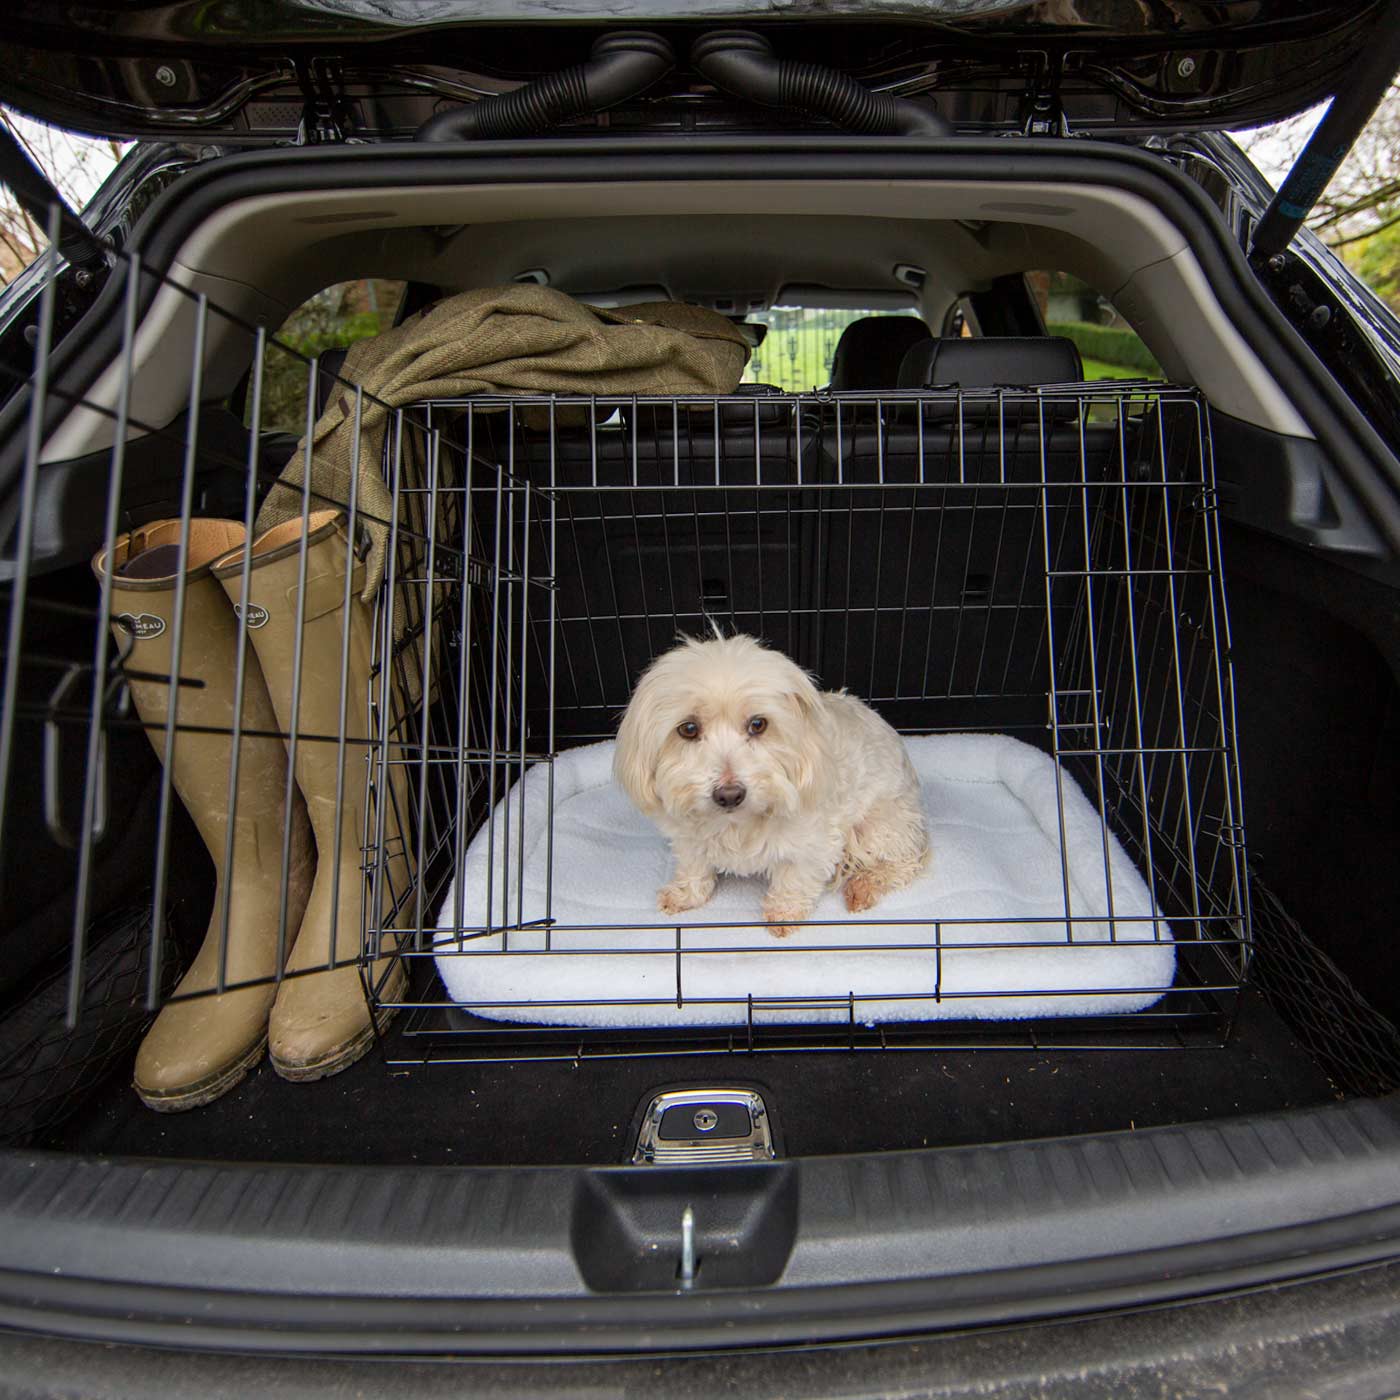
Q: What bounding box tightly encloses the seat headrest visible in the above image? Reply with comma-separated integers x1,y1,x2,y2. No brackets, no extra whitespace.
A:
312,345,351,419
828,315,933,392
897,335,1083,390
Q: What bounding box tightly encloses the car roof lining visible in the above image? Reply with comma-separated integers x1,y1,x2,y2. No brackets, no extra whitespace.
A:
41,177,1310,463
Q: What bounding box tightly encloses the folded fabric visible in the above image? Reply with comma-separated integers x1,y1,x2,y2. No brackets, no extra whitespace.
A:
433,734,1176,1028
256,285,752,604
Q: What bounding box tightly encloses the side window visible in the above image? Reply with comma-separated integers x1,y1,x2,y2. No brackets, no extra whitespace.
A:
252,278,407,432
741,307,921,391
1026,271,1162,380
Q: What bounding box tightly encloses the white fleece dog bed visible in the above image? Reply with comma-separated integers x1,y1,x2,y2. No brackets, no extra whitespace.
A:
433,734,1175,1027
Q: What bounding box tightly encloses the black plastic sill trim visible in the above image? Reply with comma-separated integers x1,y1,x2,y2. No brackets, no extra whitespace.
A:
0,136,1397,561
1,1095,1400,1355
6,1262,1400,1399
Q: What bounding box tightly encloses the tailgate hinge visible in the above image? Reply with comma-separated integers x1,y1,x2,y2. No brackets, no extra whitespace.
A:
295,58,353,145
1019,55,1070,138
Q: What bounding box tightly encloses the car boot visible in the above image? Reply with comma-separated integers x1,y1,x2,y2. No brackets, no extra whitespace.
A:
93,518,315,1111
213,509,409,1082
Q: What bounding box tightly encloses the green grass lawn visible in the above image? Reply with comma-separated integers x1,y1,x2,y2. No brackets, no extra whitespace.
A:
1080,357,1150,381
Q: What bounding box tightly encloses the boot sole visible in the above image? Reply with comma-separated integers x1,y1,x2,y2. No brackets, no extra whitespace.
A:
269,966,406,1084
135,1035,267,1113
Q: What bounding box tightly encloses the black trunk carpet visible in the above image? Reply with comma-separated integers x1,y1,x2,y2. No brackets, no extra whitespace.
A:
41,988,1339,1165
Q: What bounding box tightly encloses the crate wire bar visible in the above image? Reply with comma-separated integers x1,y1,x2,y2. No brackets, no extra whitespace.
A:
371,385,1251,1062
0,246,426,1052
0,233,1250,1081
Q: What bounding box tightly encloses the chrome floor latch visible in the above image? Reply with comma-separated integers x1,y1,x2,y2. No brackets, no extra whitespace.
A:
632,1088,775,1165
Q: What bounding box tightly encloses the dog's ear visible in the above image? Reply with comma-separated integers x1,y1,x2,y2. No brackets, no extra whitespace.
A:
614,672,664,814
785,665,822,718
781,667,831,800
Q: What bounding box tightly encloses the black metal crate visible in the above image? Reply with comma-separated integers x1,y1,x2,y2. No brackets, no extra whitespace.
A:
374,388,1250,1060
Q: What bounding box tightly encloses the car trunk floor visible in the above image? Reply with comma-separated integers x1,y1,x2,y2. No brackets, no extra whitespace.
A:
39,988,1338,1166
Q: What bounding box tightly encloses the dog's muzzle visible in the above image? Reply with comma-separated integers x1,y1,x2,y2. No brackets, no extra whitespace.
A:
711,782,746,810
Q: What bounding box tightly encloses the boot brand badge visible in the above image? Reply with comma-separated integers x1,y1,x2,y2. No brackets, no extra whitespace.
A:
235,603,270,629
114,612,166,640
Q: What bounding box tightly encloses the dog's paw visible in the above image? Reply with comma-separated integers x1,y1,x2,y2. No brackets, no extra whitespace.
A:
762,901,809,940
842,873,880,913
658,881,711,916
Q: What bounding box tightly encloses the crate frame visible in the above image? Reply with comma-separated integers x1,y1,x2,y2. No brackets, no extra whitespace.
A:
364,386,1251,1063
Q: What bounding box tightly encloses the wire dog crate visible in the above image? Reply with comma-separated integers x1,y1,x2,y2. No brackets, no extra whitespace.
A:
0,232,1250,1089
368,385,1251,1062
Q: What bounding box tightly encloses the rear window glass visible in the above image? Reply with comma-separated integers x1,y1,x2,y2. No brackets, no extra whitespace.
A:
741,307,922,392
1027,272,1162,380
254,278,406,432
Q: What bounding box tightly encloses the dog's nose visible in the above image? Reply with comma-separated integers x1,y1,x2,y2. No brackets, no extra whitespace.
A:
712,782,746,810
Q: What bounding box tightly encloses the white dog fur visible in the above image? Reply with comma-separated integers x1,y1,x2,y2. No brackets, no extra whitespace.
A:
614,633,930,937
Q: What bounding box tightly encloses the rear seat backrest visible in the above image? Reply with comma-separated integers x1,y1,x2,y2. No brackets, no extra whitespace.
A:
824,334,1103,485
814,335,1121,717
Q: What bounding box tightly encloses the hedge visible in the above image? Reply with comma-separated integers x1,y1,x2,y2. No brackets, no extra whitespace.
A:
1047,320,1162,376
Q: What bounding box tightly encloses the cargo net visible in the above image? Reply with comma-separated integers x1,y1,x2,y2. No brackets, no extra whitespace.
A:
370,386,1252,1061
0,234,1249,1097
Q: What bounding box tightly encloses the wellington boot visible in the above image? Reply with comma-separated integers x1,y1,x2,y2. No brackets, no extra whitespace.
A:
94,519,315,1111
214,510,409,1082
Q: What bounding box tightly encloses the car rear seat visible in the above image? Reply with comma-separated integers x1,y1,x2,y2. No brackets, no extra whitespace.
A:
824,334,1094,483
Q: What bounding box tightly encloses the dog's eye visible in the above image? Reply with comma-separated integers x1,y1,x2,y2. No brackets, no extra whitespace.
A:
677,720,700,741
747,716,768,736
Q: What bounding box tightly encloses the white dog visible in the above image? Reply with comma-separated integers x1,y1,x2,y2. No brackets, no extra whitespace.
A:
614,633,930,937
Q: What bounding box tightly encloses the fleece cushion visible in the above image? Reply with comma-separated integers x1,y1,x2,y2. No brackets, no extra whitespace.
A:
433,734,1176,1027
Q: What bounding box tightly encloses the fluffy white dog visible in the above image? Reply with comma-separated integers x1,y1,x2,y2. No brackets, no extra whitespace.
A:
614,633,930,937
